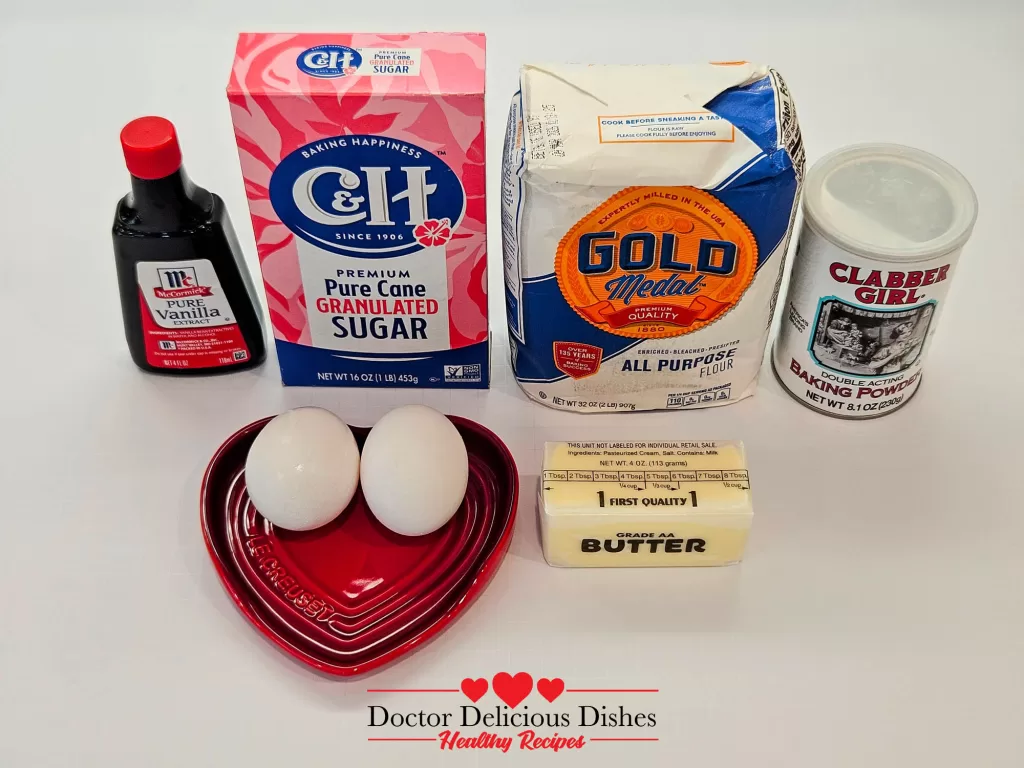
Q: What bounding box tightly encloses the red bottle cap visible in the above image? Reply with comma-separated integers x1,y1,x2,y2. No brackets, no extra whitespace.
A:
120,116,182,180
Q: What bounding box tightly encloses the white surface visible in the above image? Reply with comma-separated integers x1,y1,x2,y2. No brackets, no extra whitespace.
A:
1,2,1022,766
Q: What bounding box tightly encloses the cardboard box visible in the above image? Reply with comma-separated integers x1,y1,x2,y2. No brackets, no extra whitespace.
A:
229,33,488,387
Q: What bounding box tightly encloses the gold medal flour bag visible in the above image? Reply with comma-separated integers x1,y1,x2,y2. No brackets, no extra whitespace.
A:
501,63,804,412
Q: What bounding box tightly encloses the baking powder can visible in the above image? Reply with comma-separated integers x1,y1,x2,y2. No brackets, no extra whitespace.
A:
772,143,977,419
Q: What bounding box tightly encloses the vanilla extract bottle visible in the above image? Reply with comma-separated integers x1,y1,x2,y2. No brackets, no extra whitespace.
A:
112,116,266,374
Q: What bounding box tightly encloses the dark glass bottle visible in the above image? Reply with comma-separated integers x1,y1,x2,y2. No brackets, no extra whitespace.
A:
112,116,266,374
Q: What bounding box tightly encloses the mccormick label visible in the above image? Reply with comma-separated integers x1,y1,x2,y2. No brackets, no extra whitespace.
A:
772,223,960,418
228,33,487,388
136,259,250,369
501,63,803,413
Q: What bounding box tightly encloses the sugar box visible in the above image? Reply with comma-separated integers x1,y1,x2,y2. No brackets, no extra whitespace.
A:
228,33,488,387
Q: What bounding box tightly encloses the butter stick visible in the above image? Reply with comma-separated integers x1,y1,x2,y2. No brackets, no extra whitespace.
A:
540,441,752,567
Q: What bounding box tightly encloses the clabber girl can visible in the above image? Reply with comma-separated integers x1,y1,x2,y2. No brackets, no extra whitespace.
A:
772,143,977,418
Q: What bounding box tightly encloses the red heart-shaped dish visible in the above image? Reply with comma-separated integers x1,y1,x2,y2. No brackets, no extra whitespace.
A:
201,415,518,676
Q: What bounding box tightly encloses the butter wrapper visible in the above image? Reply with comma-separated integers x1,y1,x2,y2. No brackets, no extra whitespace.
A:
540,441,752,567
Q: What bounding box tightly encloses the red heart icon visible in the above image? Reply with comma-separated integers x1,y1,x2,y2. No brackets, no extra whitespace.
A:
461,677,488,703
536,677,565,703
491,672,533,708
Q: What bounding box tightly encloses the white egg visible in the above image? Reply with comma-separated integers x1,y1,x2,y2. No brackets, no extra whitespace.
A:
361,405,469,537
244,407,360,531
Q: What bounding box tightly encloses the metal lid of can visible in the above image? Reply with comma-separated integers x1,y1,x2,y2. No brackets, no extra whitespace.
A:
802,143,978,262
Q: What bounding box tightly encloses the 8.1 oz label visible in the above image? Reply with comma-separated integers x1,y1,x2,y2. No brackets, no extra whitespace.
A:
136,259,250,370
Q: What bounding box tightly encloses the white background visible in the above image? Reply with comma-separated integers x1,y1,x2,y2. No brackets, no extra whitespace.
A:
2,1,1022,766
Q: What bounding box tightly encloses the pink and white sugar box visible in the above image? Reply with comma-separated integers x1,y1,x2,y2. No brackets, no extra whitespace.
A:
227,33,488,387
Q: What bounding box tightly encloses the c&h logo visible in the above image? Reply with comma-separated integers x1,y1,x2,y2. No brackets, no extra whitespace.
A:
269,135,466,259
296,44,362,78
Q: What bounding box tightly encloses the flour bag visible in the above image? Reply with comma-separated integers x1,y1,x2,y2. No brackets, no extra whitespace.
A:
501,63,804,412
